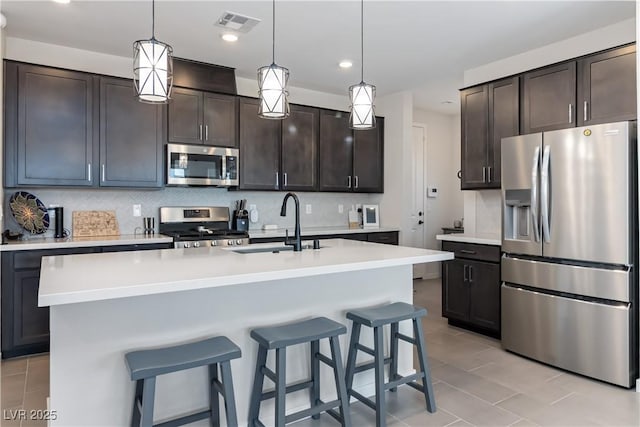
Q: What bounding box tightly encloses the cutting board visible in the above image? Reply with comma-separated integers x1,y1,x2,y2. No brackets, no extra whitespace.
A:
72,211,120,237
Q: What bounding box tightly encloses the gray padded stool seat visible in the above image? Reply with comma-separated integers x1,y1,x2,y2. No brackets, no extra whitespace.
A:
125,336,241,427
248,317,351,427
345,302,435,427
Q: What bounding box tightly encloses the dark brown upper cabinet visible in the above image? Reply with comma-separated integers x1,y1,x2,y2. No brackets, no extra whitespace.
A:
521,61,577,133
281,105,320,191
577,44,636,126
4,62,95,187
319,110,384,193
99,77,164,188
460,77,518,190
353,119,384,193
168,87,237,147
238,97,282,190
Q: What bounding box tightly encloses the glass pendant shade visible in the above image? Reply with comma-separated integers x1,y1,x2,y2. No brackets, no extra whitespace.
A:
349,81,376,129
258,63,290,119
133,38,173,103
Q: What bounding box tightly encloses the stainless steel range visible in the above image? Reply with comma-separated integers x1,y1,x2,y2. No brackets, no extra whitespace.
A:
159,206,249,249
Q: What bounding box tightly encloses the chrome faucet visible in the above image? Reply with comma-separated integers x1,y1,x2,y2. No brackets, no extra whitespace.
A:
280,192,302,252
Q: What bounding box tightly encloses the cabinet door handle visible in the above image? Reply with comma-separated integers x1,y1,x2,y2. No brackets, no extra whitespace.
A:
568,104,573,124
199,125,203,141
463,264,468,281
459,249,477,255
348,175,352,188
468,265,473,283
275,171,279,188
355,175,359,189
284,172,288,187
101,164,105,182
583,101,588,122
482,166,487,183
487,166,492,182
87,163,92,182
205,125,209,141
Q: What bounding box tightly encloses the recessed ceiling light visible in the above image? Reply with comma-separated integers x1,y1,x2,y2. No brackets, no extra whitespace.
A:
221,33,239,42
52,0,71,4
339,60,353,69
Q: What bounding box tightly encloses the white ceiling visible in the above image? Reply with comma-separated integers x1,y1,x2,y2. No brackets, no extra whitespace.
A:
1,1,635,115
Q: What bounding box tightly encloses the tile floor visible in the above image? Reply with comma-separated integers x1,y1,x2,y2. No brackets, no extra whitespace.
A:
1,278,639,426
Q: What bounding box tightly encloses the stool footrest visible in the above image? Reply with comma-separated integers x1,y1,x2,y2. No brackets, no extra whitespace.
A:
253,419,267,427
406,380,426,393
396,332,416,345
353,357,392,374
325,408,344,424
260,366,277,383
350,390,377,410
153,408,211,427
356,342,376,356
260,378,313,401
316,352,335,367
384,372,423,391
285,399,341,424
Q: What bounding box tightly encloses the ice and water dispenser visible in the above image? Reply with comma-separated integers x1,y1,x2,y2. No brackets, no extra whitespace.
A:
504,189,534,241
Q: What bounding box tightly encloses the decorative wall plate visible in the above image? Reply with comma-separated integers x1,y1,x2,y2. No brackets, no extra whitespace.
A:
9,191,50,234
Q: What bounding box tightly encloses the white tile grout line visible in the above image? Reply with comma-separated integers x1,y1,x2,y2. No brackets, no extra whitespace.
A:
442,417,464,427
549,391,575,406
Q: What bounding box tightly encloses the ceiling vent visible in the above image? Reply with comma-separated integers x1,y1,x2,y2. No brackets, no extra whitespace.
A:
215,11,261,33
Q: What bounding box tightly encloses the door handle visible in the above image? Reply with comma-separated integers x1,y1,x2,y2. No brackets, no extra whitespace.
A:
541,145,551,243
583,101,588,122
283,172,288,187
568,104,573,124
205,125,209,141
199,125,203,141
275,171,279,189
87,163,92,182
459,249,476,255
463,264,468,281
355,175,359,189
101,164,105,182
487,166,492,182
482,166,487,183
418,220,424,225
531,146,541,242
348,175,352,188
468,265,473,283
418,211,423,216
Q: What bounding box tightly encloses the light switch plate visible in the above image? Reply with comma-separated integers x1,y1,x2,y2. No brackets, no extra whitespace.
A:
133,204,142,217
305,204,312,214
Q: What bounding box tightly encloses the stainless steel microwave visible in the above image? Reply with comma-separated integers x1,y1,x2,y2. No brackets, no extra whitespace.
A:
166,143,239,186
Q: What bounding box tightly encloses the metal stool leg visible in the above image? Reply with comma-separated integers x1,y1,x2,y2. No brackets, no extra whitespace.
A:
209,363,220,427
248,346,268,426
413,318,436,412
275,347,287,427
373,326,386,427
220,361,239,427
131,379,143,427
344,322,361,394
140,377,156,427
389,322,399,392
329,336,352,427
310,340,321,420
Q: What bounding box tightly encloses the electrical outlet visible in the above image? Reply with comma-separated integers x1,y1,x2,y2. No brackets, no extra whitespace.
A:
305,204,312,214
133,204,142,217
338,204,344,213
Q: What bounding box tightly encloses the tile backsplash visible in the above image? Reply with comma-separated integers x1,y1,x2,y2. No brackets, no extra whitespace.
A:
3,188,380,238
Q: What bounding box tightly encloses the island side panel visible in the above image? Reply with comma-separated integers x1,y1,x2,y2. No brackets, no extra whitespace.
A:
49,265,415,426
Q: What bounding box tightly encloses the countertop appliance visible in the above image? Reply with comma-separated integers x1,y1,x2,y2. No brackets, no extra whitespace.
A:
501,121,637,387
159,206,249,249
232,199,249,232
166,143,239,187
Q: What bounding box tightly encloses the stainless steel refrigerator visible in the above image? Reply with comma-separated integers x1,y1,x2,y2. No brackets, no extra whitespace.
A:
501,121,637,388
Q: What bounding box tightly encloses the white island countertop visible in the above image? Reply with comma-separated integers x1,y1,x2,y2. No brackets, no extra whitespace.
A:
0,234,173,251
249,226,399,239
39,239,452,307
436,233,501,246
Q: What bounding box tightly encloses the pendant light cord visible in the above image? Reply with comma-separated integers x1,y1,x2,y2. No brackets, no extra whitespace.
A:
360,0,364,82
272,0,276,63
151,0,155,39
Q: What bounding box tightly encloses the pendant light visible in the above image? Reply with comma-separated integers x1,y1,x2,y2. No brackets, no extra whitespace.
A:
349,0,376,129
133,0,173,103
258,0,290,119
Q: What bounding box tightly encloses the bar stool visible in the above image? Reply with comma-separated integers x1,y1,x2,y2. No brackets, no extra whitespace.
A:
344,302,436,427
248,317,352,427
125,336,241,427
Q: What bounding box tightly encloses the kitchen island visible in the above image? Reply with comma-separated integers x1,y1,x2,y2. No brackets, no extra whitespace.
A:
39,239,452,426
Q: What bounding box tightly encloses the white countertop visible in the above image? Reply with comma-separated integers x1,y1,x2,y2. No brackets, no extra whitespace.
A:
39,239,452,307
249,226,399,239
436,233,502,246
0,234,173,251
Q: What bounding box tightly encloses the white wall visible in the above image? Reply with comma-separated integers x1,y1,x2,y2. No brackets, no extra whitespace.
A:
412,108,461,278
463,18,636,237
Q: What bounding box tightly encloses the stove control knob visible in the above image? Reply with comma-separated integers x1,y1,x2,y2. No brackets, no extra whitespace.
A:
193,241,200,248
236,239,243,245
227,240,234,246
183,242,191,249
211,241,218,247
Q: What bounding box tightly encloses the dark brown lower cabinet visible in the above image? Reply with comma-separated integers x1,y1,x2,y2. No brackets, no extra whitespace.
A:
441,241,501,337
1,242,172,358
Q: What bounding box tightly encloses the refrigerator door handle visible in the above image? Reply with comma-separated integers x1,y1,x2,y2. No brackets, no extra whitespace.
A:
531,146,541,242
541,145,551,243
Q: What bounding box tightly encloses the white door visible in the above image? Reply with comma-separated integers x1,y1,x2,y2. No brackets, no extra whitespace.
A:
410,124,427,279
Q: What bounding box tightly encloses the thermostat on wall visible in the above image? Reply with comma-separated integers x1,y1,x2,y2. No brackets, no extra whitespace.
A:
427,187,438,198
